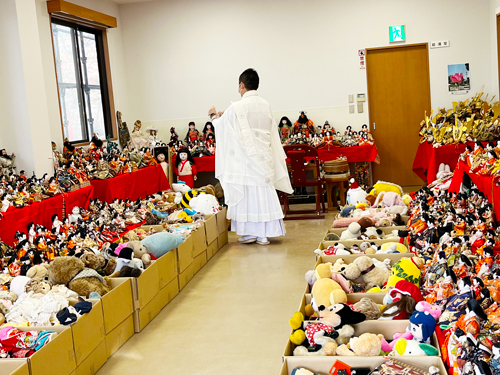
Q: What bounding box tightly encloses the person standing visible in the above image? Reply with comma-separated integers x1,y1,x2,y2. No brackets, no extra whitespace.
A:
208,68,292,245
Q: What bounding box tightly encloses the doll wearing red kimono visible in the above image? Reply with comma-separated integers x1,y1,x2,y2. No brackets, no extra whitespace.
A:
174,148,197,189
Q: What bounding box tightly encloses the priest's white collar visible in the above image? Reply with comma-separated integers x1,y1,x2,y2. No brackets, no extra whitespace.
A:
242,90,258,99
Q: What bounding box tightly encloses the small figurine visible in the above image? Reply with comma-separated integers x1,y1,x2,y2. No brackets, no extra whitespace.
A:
155,150,169,179
147,126,161,149
117,111,131,148
185,122,200,144
321,121,335,135
293,111,315,136
174,148,197,188
168,127,180,148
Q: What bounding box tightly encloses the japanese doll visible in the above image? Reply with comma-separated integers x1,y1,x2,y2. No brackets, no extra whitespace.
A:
174,148,197,189
184,122,200,145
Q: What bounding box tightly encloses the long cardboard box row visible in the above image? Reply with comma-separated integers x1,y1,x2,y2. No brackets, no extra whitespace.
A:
0,209,229,375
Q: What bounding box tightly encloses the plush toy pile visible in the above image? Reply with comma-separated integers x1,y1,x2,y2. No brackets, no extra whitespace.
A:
419,91,500,146
0,326,56,358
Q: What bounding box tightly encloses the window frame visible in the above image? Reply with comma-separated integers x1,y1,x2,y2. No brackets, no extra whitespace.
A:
50,16,117,145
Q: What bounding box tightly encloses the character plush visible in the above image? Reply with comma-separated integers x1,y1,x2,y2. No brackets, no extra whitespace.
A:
379,280,423,320
369,181,403,197
393,338,439,356
359,227,383,240
127,240,152,268
346,179,367,205
311,278,347,311
314,243,352,257
386,257,424,289
189,193,220,215
378,242,408,253
340,222,362,240
336,333,383,356
354,256,391,289
372,191,406,207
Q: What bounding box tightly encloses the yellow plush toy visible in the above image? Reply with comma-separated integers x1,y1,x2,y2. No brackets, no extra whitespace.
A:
369,181,403,197
311,278,347,309
385,257,424,289
402,194,412,206
380,242,408,253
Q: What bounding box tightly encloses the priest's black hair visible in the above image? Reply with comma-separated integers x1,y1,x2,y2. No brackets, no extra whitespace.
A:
239,68,259,91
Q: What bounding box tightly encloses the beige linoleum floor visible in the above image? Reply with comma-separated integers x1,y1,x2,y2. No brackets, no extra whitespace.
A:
97,207,337,375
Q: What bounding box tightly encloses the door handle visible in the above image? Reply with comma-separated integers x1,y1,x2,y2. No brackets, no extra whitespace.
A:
373,122,376,130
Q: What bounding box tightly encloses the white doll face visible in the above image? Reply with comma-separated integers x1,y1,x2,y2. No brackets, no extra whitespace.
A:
179,152,188,161
72,207,80,214
409,323,424,340
157,154,165,162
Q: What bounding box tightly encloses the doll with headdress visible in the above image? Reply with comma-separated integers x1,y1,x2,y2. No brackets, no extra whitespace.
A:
454,254,474,279
202,122,214,142
293,111,315,136
476,247,494,279
174,148,197,189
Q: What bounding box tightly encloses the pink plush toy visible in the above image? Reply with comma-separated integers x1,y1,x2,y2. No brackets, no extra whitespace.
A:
113,242,129,256
415,301,441,320
373,191,405,208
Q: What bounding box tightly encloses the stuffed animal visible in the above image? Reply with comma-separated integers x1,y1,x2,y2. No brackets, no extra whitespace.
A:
393,338,439,356
325,233,340,241
340,222,362,240
346,179,367,206
354,256,391,289
359,227,383,240
311,278,347,311
128,240,152,268
379,280,423,320
141,232,185,259
386,257,424,289
336,333,383,356
315,243,352,256
10,276,30,297
372,191,405,207
24,278,52,294
353,297,382,320
26,264,49,280
48,256,110,298
357,216,374,229
378,242,408,253
189,193,220,215
369,181,403,197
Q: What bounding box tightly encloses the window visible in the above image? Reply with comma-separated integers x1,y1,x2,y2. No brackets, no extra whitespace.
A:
51,19,113,143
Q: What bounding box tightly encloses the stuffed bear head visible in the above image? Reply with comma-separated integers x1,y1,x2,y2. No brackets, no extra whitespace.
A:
49,257,85,285
357,216,374,229
80,253,106,270
128,240,151,266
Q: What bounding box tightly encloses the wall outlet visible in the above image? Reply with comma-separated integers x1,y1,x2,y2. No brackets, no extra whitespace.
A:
348,94,354,103
430,40,450,49
349,104,355,113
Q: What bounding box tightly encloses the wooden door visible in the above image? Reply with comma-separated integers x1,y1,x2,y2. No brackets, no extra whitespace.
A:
366,43,431,186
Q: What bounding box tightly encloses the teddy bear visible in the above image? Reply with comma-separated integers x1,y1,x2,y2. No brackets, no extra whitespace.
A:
353,297,382,320
336,333,383,356
359,227,383,240
24,278,52,294
81,253,116,276
26,264,49,280
0,291,17,323
311,278,347,312
360,242,378,254
357,216,374,229
127,241,152,268
48,256,110,298
340,222,362,240
354,256,391,289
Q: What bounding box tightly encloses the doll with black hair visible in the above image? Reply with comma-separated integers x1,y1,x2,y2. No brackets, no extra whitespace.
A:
454,254,474,279
184,121,200,145
174,148,197,189
426,267,457,304
202,122,215,142
293,111,315,136
476,247,494,278
277,117,292,141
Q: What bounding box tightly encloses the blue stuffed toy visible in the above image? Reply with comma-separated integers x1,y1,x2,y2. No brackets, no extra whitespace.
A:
141,232,186,259
409,310,436,343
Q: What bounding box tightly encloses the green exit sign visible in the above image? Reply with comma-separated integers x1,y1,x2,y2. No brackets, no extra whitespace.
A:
389,25,406,42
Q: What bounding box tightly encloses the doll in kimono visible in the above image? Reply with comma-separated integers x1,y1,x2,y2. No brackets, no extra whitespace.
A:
476,247,494,279
174,148,197,189
489,342,500,375
202,122,215,142
293,111,315,136
184,122,200,144
278,117,292,141
439,276,474,326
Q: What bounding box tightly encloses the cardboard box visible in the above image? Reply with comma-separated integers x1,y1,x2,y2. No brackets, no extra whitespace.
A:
72,300,105,365
133,289,166,332
283,320,440,358
101,278,134,334
191,223,207,257
177,235,193,273
193,250,207,274
216,207,228,235
24,326,76,375
156,249,178,289
157,277,179,309
324,226,407,242
74,340,107,375
218,230,228,249
105,314,134,358
206,238,218,260
179,262,195,290
204,214,218,244
281,356,447,375
130,260,160,310
0,359,29,375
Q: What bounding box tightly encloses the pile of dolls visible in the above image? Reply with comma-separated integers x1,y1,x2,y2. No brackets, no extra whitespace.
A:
279,111,375,149
419,90,500,146
334,179,411,227
168,122,215,157
404,173,500,374
458,140,500,183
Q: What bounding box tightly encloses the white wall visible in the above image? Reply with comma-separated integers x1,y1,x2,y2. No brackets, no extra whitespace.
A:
118,0,493,140
490,0,500,99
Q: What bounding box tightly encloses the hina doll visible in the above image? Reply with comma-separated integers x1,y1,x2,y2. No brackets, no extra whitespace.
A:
143,148,157,166
156,151,168,178
453,254,474,279
174,148,197,189
278,117,292,141
202,122,215,142
456,299,487,339
184,122,200,144
439,276,473,326
293,111,315,136
489,342,500,375
476,247,494,278
426,267,457,304
321,121,334,135
205,133,216,147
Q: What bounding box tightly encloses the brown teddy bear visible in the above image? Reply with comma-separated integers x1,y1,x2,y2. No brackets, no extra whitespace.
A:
127,241,152,268
353,256,391,289
48,257,110,298
353,297,382,320
24,278,52,294
336,333,383,356
26,264,49,280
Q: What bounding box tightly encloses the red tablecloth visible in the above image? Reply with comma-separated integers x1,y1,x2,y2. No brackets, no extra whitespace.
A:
448,160,500,221
0,186,94,247
172,145,378,173
90,165,170,202
316,144,379,163
411,142,493,184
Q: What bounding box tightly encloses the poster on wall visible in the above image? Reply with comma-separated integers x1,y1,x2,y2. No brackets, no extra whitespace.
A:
448,63,470,94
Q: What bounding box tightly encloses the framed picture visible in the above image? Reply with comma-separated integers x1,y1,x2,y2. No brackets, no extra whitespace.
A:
448,63,470,93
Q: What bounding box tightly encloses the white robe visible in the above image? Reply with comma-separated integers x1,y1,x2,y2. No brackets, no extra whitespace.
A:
213,90,293,237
